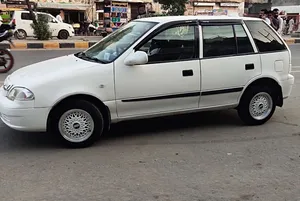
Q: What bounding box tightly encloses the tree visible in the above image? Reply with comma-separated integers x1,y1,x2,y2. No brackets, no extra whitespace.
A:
30,14,52,40
156,0,188,16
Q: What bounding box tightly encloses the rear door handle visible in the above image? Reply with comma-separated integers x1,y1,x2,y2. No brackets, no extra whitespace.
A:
182,69,193,77
245,63,255,70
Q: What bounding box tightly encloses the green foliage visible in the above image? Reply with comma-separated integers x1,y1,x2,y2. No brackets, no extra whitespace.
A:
157,0,188,16
30,14,51,40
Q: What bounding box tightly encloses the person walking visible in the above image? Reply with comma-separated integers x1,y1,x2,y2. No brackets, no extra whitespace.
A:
259,9,271,25
288,17,295,34
56,10,64,23
270,8,284,35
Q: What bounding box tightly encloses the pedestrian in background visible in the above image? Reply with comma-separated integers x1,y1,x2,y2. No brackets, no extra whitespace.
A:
259,9,271,25
56,10,64,23
271,8,284,35
288,17,295,34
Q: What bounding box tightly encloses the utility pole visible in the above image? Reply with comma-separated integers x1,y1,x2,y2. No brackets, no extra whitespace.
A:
25,0,36,24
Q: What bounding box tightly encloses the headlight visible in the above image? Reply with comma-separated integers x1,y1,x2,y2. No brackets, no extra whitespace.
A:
7,87,34,101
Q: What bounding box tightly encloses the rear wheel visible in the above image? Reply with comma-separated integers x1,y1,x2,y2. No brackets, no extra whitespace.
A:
0,49,14,73
238,86,276,125
49,100,104,148
14,29,26,40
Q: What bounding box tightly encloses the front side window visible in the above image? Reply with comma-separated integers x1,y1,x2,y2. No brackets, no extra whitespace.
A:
37,14,52,23
78,21,157,63
137,24,198,63
244,20,286,52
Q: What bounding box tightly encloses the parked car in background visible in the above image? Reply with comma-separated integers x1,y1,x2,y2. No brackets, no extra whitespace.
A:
12,10,74,39
0,16,295,148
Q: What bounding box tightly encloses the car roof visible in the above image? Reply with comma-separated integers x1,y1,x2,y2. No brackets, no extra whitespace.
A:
136,15,261,23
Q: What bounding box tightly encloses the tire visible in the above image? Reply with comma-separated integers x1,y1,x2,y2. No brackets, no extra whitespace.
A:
58,30,69,39
14,29,26,40
0,49,14,74
238,86,276,125
50,100,104,148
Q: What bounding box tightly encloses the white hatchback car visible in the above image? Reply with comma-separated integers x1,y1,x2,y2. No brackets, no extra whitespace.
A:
0,16,295,147
12,10,75,39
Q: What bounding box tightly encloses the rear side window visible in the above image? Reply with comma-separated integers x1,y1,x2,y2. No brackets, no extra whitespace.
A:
234,24,254,54
21,13,31,20
244,20,287,52
202,24,254,58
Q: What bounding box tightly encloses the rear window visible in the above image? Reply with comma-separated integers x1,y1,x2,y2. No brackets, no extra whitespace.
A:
244,20,287,53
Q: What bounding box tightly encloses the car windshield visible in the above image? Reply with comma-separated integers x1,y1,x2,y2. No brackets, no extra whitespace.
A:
75,21,157,63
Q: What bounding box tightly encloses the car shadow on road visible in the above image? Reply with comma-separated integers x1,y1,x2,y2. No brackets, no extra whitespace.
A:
0,109,243,150
102,109,242,144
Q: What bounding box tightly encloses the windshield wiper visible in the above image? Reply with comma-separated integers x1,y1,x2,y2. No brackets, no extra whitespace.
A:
88,57,107,64
75,52,106,64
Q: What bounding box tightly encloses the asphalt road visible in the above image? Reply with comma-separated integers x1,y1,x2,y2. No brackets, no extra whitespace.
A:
1,47,300,200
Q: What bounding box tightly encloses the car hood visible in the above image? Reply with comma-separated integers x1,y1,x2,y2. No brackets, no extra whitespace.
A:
8,54,96,85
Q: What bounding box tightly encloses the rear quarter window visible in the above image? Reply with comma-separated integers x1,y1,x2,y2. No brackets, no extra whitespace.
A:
244,20,287,53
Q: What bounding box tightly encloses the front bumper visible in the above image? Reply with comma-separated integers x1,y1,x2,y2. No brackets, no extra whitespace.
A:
0,89,49,132
282,74,295,99
70,31,75,37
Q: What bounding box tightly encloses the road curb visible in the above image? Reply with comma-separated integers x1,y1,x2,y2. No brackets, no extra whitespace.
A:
284,38,300,45
0,41,98,50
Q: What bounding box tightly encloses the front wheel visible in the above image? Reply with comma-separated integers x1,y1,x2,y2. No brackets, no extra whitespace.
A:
238,86,276,125
58,30,69,40
50,100,104,148
0,49,14,73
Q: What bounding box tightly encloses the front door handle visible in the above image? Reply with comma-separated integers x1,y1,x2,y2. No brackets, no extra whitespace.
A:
245,63,255,70
182,69,193,77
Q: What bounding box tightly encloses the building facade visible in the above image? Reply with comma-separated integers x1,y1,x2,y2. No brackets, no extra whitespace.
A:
185,0,245,16
244,0,271,15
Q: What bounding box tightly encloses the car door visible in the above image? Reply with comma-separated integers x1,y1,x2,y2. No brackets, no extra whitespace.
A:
115,21,201,117
47,14,60,36
199,21,262,108
20,12,34,36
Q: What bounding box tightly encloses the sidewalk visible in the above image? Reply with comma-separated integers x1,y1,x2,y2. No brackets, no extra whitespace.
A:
282,35,300,45
0,36,298,50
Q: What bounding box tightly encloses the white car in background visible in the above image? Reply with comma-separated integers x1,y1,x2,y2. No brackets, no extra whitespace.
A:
0,16,295,148
12,10,75,39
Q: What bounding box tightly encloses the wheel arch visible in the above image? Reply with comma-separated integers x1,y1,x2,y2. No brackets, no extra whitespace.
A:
47,94,111,133
239,76,283,107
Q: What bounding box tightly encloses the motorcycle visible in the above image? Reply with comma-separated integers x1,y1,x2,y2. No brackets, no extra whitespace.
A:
0,23,15,74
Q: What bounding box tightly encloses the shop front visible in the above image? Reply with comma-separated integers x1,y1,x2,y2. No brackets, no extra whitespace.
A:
36,2,90,24
95,0,151,27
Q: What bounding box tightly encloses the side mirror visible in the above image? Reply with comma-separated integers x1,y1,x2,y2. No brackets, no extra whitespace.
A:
124,51,148,66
